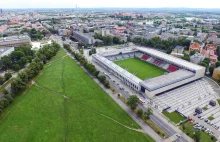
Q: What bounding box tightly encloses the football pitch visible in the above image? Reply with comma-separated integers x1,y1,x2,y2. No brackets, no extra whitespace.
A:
114,58,166,80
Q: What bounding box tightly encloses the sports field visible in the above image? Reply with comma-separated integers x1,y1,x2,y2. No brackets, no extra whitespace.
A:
0,49,154,142
114,58,166,80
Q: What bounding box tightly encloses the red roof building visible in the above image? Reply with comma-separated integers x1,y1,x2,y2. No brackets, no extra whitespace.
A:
189,42,201,52
202,44,218,65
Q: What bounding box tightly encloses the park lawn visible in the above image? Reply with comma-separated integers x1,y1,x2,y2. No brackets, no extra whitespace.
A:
180,121,216,142
114,58,166,80
0,86,65,142
0,49,154,142
162,111,185,124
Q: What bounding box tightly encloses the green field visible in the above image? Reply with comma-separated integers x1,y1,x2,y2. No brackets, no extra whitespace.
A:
0,49,154,142
162,111,186,124
114,58,166,80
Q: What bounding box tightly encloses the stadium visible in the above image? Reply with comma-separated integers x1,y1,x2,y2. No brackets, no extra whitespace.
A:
93,47,205,96
92,46,218,118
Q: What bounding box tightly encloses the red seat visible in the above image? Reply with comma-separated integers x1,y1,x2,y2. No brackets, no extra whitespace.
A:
167,65,178,72
141,55,150,60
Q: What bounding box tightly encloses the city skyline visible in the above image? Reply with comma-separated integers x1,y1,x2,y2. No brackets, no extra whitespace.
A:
0,0,220,9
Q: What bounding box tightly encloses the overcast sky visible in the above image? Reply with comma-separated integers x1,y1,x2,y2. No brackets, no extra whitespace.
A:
0,0,220,9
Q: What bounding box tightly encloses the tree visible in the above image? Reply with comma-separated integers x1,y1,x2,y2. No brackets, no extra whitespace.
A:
194,131,201,142
61,36,65,41
143,108,152,120
209,66,215,76
5,94,13,103
113,37,121,44
11,78,26,93
103,36,113,45
0,98,9,107
137,108,143,118
89,51,92,56
4,72,12,81
190,50,196,56
18,71,28,83
216,61,220,68
0,76,5,85
127,95,139,110
1,56,11,70
104,81,110,88
12,64,21,71
10,51,25,62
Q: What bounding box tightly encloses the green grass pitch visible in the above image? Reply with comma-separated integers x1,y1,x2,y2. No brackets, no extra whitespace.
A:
0,49,154,142
114,58,166,80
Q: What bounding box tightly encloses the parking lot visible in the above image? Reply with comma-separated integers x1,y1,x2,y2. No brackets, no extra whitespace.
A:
190,105,220,138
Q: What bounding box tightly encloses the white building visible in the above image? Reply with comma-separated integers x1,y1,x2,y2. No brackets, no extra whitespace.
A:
0,35,31,48
72,31,94,44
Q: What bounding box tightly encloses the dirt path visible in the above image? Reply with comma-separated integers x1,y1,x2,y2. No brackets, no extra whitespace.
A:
33,81,146,134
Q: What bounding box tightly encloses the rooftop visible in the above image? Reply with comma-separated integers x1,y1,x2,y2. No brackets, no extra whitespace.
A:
0,35,30,43
140,69,195,91
190,42,200,49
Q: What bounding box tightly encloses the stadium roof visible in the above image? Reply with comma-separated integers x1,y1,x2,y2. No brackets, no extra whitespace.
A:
93,54,142,85
0,35,30,43
137,47,204,71
140,69,195,91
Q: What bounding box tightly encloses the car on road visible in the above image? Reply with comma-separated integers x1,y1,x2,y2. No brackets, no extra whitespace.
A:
204,119,208,122
198,115,201,118
176,134,181,138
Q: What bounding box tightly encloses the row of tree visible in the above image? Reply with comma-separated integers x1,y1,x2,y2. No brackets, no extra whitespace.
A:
0,90,14,114
132,37,191,53
11,42,60,94
97,75,110,88
0,42,60,115
63,44,110,89
127,95,152,120
0,46,35,71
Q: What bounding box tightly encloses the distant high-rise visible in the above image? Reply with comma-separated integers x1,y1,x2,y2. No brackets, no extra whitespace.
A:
0,9,2,13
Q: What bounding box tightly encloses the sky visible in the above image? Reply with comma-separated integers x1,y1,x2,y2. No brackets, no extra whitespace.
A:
0,0,220,9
